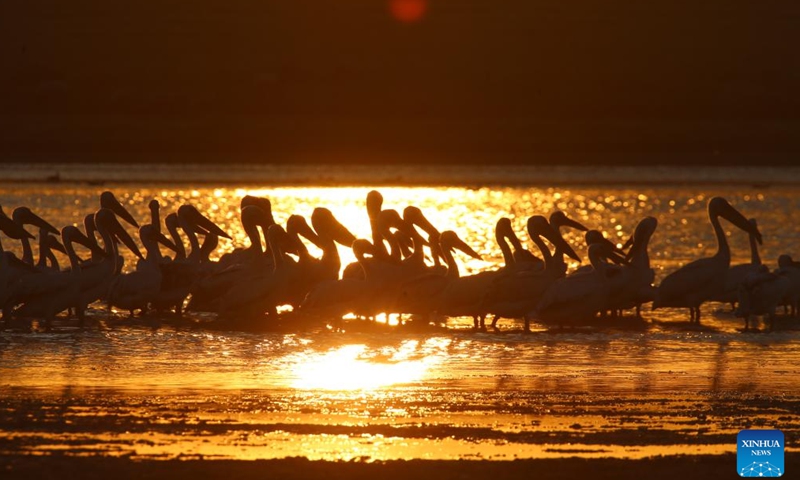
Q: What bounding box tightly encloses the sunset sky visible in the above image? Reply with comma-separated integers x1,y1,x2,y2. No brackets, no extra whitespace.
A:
1,0,798,164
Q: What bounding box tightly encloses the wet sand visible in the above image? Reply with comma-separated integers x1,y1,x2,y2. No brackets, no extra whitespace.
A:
0,389,797,477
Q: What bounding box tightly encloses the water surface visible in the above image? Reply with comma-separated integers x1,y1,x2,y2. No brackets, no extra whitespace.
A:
1,164,799,461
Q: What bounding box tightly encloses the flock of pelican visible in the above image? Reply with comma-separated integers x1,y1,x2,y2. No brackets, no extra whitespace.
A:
0,190,798,332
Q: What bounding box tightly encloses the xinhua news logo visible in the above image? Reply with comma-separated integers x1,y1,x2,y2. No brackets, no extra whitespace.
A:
737,429,784,477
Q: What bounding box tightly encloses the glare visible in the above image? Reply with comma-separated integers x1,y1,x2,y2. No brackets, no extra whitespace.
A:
292,344,437,390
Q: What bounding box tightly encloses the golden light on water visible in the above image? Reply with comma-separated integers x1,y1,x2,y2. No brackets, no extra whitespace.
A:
291,341,444,390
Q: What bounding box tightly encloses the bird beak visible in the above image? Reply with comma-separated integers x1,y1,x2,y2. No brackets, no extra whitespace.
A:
718,200,762,245
64,226,106,258
13,207,60,236
178,205,231,239
404,206,441,238
100,191,140,228
560,216,589,232
621,235,634,252
442,231,482,260
312,208,357,247
108,215,144,259
288,214,322,249
541,223,581,262
156,231,178,252
607,247,629,265
0,215,34,240
46,233,68,254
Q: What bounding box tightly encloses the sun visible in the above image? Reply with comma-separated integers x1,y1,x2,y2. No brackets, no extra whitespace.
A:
389,0,428,23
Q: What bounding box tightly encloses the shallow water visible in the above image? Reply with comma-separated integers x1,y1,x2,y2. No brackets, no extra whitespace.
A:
1,164,799,461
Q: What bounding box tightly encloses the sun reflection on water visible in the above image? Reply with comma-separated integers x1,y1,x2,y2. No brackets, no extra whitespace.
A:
291,341,445,390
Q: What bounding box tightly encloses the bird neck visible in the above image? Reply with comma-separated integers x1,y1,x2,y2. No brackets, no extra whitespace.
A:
710,211,730,262
21,235,34,265
749,231,761,265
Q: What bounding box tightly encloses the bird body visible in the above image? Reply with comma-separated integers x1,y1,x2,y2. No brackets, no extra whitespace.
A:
654,197,762,323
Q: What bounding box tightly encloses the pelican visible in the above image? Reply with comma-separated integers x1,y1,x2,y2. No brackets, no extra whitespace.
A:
75,208,144,320
547,211,589,276
341,190,400,280
297,208,357,283
417,217,517,328
494,216,541,271
239,209,358,313
12,226,103,326
494,218,518,271
78,192,140,266
0,215,39,318
150,213,190,314
735,266,791,331
35,229,66,272
99,191,139,228
161,213,186,261
11,207,60,266
366,190,392,260
187,204,274,313
572,230,627,275
218,223,303,321
653,197,762,323
403,205,447,269
394,230,482,324
343,209,411,284
711,218,762,309
107,224,177,316
218,197,275,269
176,204,231,263
302,239,385,320
603,217,658,317
216,211,351,318
481,216,581,331
534,241,625,326
153,206,231,315
776,255,800,316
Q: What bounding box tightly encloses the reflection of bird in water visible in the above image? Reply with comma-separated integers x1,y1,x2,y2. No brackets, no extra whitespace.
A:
653,197,762,323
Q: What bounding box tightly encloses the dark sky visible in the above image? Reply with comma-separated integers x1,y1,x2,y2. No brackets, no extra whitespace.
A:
1,0,799,164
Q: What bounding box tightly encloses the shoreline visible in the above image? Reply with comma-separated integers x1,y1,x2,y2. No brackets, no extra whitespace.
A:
2,163,800,187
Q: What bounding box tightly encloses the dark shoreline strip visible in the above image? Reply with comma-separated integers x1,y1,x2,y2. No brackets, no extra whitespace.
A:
0,454,776,480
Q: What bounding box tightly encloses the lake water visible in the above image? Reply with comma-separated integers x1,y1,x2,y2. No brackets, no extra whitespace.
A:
1,163,799,461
